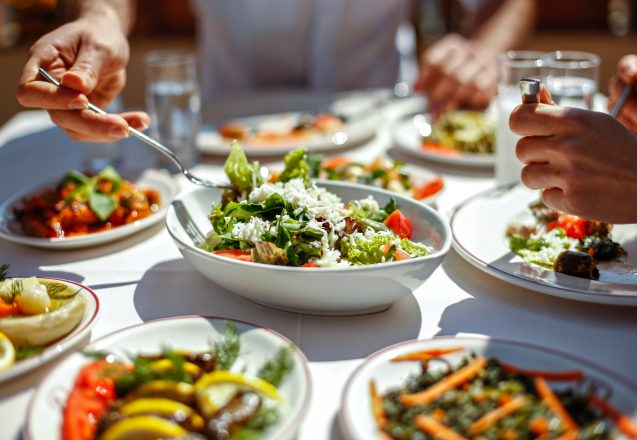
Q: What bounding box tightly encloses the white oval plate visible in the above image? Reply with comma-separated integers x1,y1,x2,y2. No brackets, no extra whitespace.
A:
451,184,637,305
27,315,311,440
197,111,380,157
341,336,637,440
393,114,495,167
0,277,99,383
0,169,179,249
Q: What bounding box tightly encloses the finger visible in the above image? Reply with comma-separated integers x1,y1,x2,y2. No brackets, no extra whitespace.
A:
509,104,576,137
516,136,552,164
541,187,568,214
61,44,114,95
466,86,492,110
415,64,444,94
520,163,561,190
17,80,88,110
48,109,130,140
429,76,460,109
119,111,151,131
617,54,637,88
448,61,483,107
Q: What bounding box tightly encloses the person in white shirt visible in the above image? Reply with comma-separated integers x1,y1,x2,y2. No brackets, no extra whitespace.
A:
16,0,534,142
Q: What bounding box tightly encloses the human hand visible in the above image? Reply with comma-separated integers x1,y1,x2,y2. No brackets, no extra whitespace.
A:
510,90,637,224
608,54,637,134
16,15,149,142
414,34,497,115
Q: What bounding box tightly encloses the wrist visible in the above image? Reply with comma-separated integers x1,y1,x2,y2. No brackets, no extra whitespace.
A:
74,1,129,33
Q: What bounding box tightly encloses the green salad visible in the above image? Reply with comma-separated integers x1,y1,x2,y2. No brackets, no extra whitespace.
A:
200,142,432,267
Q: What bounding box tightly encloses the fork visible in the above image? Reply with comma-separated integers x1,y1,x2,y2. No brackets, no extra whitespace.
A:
172,199,206,245
38,68,232,189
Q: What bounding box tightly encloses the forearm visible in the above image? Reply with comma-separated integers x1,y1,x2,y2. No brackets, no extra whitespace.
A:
471,0,537,57
58,0,135,34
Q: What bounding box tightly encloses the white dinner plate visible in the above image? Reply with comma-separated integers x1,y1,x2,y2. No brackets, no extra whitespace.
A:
0,169,179,249
451,184,637,305
0,277,99,383
393,114,495,167
197,110,380,157
26,315,311,440
341,336,637,440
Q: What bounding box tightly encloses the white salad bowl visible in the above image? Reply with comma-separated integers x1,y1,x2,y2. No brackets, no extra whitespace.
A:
166,180,451,315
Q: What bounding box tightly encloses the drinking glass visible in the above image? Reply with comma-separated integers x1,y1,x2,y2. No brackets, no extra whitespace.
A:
495,51,543,186
145,51,201,170
82,96,124,173
541,51,600,110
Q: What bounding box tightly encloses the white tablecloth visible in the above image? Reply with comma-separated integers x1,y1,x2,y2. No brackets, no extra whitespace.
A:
0,109,636,440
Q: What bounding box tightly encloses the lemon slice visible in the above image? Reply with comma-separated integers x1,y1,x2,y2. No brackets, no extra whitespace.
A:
99,415,187,440
0,331,15,372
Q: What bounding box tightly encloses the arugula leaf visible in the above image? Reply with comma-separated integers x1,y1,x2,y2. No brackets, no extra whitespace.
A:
286,242,321,266
383,198,398,215
257,347,294,386
279,148,310,183
89,192,117,221
224,140,260,193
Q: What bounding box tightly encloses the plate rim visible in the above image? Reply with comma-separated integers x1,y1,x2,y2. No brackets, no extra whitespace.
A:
392,114,495,167
339,334,637,440
25,314,312,440
450,183,637,304
0,169,178,249
0,277,100,383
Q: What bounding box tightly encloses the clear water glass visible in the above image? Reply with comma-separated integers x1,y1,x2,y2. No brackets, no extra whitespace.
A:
495,51,543,186
541,51,600,110
82,96,124,173
145,51,201,170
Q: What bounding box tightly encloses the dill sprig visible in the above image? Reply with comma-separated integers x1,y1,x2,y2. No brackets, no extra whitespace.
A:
257,346,294,387
213,321,241,370
15,345,44,361
0,264,9,282
46,283,80,300
6,280,23,303
81,350,112,360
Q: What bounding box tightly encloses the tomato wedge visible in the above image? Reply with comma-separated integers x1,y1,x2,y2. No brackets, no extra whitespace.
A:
383,210,412,239
213,249,253,262
412,177,444,200
321,156,351,170
547,215,589,239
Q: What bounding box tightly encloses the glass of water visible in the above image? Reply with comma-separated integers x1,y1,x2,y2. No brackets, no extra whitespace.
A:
145,51,201,170
541,51,600,110
495,51,543,186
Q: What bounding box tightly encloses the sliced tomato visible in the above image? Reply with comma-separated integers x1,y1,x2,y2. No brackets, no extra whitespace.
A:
383,244,411,261
421,141,461,156
412,177,444,200
213,249,253,262
547,215,590,239
321,156,351,170
301,262,320,268
383,210,412,239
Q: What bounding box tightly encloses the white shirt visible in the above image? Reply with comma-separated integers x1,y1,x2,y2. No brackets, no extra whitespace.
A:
190,0,411,113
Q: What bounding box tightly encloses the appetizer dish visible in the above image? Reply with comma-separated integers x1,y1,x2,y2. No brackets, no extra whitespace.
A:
0,265,99,381
219,112,345,146
200,142,432,268
450,184,637,305
166,142,450,314
27,316,311,440
507,200,626,280
422,110,495,155
13,166,160,238
306,155,444,203
341,337,637,440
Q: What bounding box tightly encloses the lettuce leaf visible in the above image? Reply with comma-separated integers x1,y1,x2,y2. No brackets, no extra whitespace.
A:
341,234,429,265
279,148,310,183
224,140,262,193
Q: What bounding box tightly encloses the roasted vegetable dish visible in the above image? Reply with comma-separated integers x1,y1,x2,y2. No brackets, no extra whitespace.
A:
14,167,160,238
506,201,625,280
200,142,432,267
422,111,495,155
371,347,637,439
0,265,85,371
307,155,444,202
61,323,294,440
219,113,345,145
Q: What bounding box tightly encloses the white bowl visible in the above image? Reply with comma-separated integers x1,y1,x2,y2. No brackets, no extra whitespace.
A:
340,336,637,440
166,180,451,315
27,315,311,440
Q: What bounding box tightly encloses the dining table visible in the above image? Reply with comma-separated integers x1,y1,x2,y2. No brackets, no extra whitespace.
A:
0,98,636,440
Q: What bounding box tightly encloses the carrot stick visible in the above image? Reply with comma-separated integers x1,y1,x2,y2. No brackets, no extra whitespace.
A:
414,415,468,440
391,347,464,363
534,377,579,434
590,395,637,439
499,362,584,381
369,380,388,430
401,356,487,406
468,395,527,435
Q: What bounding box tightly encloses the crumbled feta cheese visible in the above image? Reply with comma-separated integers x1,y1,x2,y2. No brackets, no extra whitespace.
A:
231,217,275,244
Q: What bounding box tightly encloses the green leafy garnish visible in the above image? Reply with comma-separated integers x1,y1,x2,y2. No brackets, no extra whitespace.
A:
224,140,262,193
341,234,429,265
115,348,192,396
0,264,9,282
81,350,111,360
89,191,117,221
279,148,310,183
509,234,548,254
45,282,81,300
57,170,89,188
59,166,123,221
257,347,294,387
15,345,44,361
214,321,241,370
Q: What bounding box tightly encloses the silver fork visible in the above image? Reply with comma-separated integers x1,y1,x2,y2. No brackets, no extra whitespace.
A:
38,68,232,189
172,199,206,245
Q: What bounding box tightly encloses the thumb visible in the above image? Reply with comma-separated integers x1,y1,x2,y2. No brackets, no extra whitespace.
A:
60,47,105,95
618,54,637,88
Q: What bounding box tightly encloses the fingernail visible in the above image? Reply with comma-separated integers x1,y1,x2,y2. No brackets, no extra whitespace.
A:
110,127,129,138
